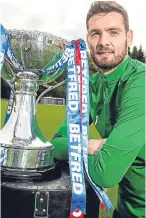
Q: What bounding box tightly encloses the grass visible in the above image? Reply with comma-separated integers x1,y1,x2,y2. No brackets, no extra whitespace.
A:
0,99,101,140
0,99,118,218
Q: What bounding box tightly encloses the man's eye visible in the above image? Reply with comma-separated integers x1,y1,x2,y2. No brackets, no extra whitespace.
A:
90,32,100,37
110,31,118,36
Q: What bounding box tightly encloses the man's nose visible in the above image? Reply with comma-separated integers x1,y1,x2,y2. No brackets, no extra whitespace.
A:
98,33,110,47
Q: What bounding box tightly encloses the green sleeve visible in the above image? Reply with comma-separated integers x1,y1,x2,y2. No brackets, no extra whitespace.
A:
51,119,68,160
88,70,145,188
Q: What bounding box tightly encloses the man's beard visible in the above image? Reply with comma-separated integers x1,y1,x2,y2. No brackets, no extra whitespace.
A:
90,42,127,70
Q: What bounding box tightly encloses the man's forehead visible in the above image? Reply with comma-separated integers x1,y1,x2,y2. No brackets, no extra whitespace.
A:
88,12,125,29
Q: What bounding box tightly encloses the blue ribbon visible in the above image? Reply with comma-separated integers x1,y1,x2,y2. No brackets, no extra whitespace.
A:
79,41,113,213
4,89,15,125
0,25,7,76
0,24,23,71
66,40,86,214
0,24,23,124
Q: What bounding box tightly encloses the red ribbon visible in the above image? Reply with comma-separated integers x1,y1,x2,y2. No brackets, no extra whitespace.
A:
101,201,106,211
75,40,82,117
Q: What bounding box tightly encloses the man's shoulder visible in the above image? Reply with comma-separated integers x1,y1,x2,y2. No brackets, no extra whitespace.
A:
129,57,145,72
122,57,145,83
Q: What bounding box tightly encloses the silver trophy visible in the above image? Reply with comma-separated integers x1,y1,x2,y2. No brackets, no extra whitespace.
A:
0,26,67,179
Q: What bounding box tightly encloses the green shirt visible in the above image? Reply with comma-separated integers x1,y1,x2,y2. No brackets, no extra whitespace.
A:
51,56,145,218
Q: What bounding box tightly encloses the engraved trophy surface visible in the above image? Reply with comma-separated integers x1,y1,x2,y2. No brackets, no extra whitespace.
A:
0,25,67,179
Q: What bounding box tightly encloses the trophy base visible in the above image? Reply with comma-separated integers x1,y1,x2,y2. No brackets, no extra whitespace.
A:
1,162,61,181
1,162,100,218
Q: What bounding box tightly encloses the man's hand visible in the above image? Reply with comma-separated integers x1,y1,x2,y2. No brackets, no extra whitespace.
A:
88,139,107,155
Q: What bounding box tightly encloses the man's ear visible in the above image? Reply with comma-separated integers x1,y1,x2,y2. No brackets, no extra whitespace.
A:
127,29,133,47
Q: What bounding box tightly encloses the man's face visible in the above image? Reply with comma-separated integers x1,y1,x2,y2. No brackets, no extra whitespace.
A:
87,12,133,70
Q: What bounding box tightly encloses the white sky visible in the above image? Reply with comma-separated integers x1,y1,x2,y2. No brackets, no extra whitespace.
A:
0,0,146,51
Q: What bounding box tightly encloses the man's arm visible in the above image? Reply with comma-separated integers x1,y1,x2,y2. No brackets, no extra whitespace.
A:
88,70,145,188
51,119,68,160
51,115,93,160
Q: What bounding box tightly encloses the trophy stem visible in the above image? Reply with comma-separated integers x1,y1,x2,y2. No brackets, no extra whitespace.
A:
0,72,55,179
12,92,36,144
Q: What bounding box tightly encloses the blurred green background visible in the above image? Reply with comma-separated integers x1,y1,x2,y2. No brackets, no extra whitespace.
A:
0,99,118,218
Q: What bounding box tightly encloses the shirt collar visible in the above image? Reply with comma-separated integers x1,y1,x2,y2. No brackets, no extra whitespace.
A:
98,56,130,84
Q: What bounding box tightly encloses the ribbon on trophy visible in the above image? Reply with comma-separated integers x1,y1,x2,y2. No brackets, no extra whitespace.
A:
0,24,114,217
0,25,23,71
0,25,6,75
0,24,23,124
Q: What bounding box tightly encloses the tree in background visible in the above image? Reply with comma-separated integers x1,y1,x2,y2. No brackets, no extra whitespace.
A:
131,46,139,60
137,45,145,63
130,45,145,63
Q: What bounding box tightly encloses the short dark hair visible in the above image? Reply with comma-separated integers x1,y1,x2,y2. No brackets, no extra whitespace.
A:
86,1,129,31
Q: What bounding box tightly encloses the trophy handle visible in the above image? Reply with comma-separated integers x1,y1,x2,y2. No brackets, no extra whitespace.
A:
2,60,17,94
2,76,16,95
35,80,65,113
35,51,67,113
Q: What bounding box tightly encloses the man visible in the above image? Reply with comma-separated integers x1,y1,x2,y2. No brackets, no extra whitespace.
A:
51,1,145,218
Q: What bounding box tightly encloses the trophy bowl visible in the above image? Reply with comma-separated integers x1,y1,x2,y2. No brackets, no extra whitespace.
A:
0,25,67,179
